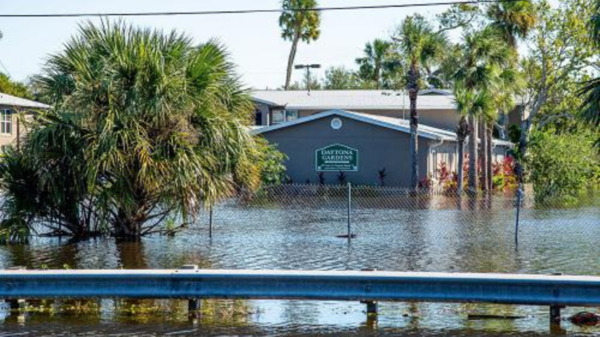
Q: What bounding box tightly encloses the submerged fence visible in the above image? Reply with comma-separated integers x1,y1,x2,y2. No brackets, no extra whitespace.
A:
195,184,600,274
202,184,599,238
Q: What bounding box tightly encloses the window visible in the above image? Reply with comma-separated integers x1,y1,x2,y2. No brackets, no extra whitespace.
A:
1,110,12,134
255,109,263,126
272,110,285,124
285,110,298,122
272,110,298,125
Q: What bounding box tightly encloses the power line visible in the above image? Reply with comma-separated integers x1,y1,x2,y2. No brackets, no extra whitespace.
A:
0,0,520,18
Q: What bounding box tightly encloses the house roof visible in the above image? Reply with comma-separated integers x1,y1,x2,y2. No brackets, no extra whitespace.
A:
0,92,50,109
252,109,514,148
252,90,455,110
252,109,457,141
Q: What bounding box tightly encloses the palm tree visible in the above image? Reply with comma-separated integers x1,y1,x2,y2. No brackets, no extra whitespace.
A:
579,0,599,139
394,15,448,189
486,0,537,49
454,113,470,195
280,0,321,90
453,27,511,193
0,21,266,241
356,39,392,89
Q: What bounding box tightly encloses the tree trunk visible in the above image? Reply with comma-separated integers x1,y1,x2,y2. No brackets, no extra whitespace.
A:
457,140,465,195
467,115,478,193
486,122,493,191
284,34,300,90
408,63,420,189
480,119,488,192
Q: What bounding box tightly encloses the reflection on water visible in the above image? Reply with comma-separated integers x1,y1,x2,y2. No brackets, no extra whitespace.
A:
0,194,599,336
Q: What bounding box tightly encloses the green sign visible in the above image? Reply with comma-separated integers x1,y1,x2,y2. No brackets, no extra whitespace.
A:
315,144,359,172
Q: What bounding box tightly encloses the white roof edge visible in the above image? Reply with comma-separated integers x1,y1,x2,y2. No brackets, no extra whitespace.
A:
253,97,283,107
252,109,445,141
0,92,50,109
284,105,448,110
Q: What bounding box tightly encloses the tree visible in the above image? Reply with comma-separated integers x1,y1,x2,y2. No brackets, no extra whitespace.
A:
322,66,362,90
280,0,321,90
356,39,392,89
0,21,266,242
527,129,599,203
486,0,537,49
0,73,33,99
578,0,599,143
394,15,448,189
454,113,470,194
453,27,512,193
516,0,595,182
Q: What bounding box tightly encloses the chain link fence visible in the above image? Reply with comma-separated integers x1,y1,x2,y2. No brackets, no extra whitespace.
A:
194,184,600,274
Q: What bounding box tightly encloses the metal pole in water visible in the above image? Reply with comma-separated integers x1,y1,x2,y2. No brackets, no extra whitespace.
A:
209,205,213,239
515,183,522,246
347,182,352,239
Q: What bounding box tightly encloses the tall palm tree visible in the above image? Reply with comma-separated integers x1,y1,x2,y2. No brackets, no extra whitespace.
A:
394,15,448,189
486,0,537,49
280,0,321,90
453,96,471,194
579,0,600,138
356,39,392,89
454,27,511,193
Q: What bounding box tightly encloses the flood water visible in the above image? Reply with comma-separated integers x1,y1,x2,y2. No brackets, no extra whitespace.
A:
0,192,599,336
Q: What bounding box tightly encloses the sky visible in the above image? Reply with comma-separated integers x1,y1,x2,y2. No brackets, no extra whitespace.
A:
1,0,461,90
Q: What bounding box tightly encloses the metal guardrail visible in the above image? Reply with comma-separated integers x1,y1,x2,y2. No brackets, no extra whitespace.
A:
0,269,599,307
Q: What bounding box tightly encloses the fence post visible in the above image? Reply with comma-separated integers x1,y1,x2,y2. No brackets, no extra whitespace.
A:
347,182,352,239
515,183,523,246
209,205,213,239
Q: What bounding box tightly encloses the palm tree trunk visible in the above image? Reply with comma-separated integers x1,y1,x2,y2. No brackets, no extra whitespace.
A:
486,122,493,191
457,140,465,195
480,119,488,192
408,63,419,189
285,34,300,90
467,115,478,193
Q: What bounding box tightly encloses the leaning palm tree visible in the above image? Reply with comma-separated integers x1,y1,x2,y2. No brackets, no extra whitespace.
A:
453,27,511,193
486,0,537,49
356,39,392,89
280,0,321,90
394,15,448,189
0,21,266,241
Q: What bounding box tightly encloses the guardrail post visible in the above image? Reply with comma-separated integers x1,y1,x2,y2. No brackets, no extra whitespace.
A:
180,264,201,316
360,268,377,316
549,273,565,327
550,305,562,325
6,266,26,313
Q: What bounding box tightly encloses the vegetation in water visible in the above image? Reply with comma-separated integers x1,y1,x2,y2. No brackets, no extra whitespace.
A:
0,21,283,244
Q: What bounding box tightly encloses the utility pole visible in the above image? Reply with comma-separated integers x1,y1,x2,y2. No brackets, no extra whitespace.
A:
294,64,320,94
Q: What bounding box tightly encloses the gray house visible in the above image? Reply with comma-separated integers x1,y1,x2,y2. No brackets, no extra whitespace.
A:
253,110,512,187
252,90,521,140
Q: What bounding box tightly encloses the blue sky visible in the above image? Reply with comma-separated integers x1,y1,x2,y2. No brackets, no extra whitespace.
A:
1,0,460,89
